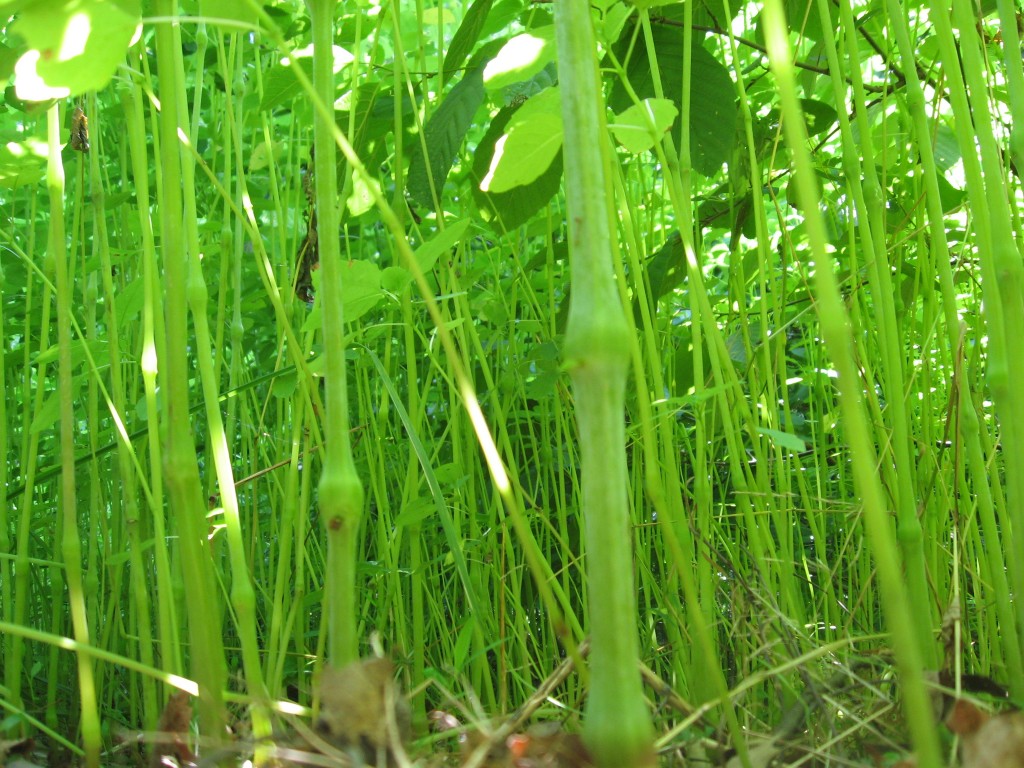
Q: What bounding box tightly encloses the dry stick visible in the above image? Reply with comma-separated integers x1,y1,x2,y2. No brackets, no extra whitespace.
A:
461,639,590,768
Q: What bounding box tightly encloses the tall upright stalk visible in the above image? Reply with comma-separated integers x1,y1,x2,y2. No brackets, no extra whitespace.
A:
47,103,101,768
307,0,364,666
553,2,653,765
152,0,228,735
760,2,942,764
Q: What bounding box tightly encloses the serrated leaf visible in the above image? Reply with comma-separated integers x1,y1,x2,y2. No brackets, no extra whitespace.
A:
13,0,141,98
442,0,493,82
610,97,678,153
483,27,556,91
407,68,486,207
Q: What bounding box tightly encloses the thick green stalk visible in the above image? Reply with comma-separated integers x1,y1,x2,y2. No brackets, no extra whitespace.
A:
553,2,653,765
152,0,228,734
47,104,101,768
307,0,364,666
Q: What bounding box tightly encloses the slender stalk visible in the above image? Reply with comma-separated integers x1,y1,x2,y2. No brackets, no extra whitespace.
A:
152,0,228,734
553,2,653,765
47,103,101,768
760,2,942,765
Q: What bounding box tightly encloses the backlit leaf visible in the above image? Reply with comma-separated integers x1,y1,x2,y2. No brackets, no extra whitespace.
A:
12,0,141,98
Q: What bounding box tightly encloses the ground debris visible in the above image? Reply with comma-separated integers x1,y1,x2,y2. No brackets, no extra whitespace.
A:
314,657,412,766
947,699,1024,768
150,691,196,768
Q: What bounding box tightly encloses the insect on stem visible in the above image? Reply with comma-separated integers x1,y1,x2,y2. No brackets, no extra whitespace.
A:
70,105,90,153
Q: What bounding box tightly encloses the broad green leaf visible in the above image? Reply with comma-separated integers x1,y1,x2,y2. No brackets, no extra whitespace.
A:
413,218,471,273
30,390,62,434
0,139,46,188
480,87,563,193
610,24,736,177
471,99,563,231
12,0,141,98
339,259,382,322
442,0,493,82
934,123,961,172
483,26,556,91
203,0,257,25
394,497,434,528
381,265,412,294
0,41,20,82
271,370,297,398
800,98,837,137
757,427,806,453
345,172,380,217
481,113,562,192
260,45,351,111
407,67,486,207
628,0,683,8
34,339,107,369
260,58,314,111
115,277,144,329
600,2,633,45
610,97,678,153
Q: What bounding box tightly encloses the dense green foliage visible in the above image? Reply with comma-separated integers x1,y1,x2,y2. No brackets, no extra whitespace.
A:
1,0,1023,765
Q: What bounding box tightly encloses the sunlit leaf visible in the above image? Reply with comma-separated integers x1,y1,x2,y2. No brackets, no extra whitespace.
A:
757,427,806,453
480,87,563,193
610,97,678,153
483,26,556,91
12,0,141,98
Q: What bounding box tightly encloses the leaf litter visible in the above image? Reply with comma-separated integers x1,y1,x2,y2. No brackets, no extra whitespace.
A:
30,643,1024,768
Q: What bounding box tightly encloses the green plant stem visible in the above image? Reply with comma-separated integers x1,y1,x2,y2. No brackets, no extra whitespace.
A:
553,2,653,765
47,103,101,768
760,2,942,765
307,0,364,666
152,0,228,735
